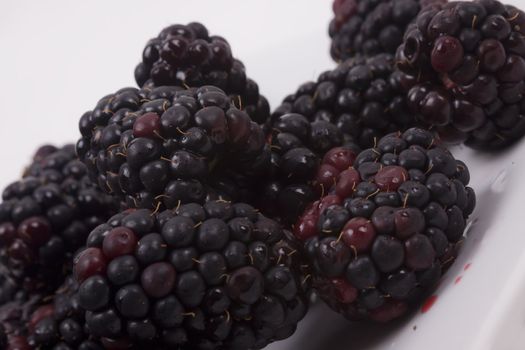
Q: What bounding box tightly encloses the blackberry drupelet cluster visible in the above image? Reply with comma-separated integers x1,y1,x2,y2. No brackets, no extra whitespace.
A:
0,284,48,350
0,264,19,305
397,0,525,149
1,305,32,349
27,276,104,350
0,277,103,350
134,22,270,125
72,202,308,349
294,128,475,322
257,23,442,226
259,134,360,226
330,0,439,60
273,54,417,150
76,85,271,210
0,145,118,300
260,84,361,224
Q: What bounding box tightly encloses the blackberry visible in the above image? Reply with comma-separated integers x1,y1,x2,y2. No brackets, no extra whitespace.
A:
0,264,20,305
258,141,361,226
294,128,475,322
273,54,418,150
0,145,118,300
76,85,271,209
397,0,525,149
260,104,361,224
330,0,444,60
72,202,309,349
262,54,417,223
0,277,104,349
0,286,46,350
134,22,270,125
26,276,104,349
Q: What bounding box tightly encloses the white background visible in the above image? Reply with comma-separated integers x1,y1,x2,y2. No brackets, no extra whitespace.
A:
3,1,525,350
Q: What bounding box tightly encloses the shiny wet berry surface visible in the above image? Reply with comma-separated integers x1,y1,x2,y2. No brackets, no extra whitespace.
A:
295,128,475,322
397,0,525,149
0,145,118,301
133,22,270,126
77,85,272,212
70,202,309,349
329,0,425,60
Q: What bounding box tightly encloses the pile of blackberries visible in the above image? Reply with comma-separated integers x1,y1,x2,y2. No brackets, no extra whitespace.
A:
6,0,525,348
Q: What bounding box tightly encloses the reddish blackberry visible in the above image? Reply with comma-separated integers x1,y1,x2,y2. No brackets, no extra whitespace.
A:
76,85,271,209
272,54,418,150
134,22,270,125
330,0,445,60
72,202,309,349
294,128,475,322
397,0,525,149
0,145,119,299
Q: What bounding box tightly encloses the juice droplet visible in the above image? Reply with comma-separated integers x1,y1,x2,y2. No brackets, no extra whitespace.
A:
421,295,438,313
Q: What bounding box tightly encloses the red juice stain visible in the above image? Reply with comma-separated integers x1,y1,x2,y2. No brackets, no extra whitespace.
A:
455,276,463,285
464,263,472,271
421,295,438,313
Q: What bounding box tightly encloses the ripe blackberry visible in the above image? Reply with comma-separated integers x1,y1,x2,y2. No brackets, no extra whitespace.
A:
272,54,418,150
0,276,103,350
259,137,360,225
134,22,270,125
257,87,362,223
26,276,104,349
259,84,365,224
76,85,271,209
0,265,19,305
0,288,45,350
397,0,525,149
0,145,118,299
72,202,309,349
294,128,475,322
330,0,444,60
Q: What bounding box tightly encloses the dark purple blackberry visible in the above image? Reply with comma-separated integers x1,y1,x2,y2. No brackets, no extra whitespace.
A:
0,276,104,350
397,0,525,149
262,104,352,224
0,286,46,350
261,54,416,223
26,276,104,350
294,128,475,322
31,144,59,163
0,264,20,305
76,85,271,209
134,22,270,125
273,54,418,150
258,142,360,226
329,0,445,60
72,202,309,349
0,145,119,300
